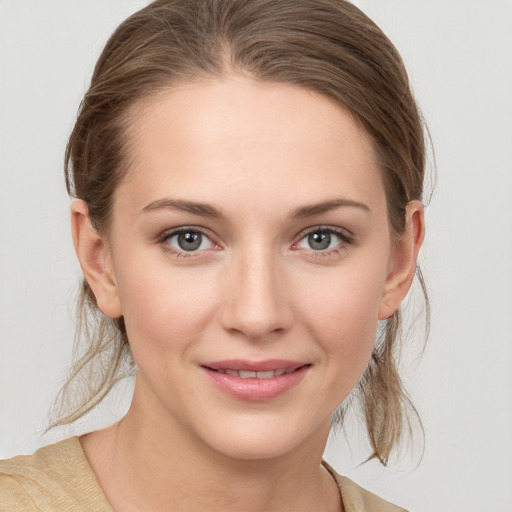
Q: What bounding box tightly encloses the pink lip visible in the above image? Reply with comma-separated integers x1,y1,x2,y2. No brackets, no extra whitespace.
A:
203,359,306,372
201,359,310,401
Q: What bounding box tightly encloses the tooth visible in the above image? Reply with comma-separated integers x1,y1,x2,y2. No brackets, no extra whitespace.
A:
284,368,296,374
239,371,257,378
225,369,238,376
274,369,285,376
256,371,274,379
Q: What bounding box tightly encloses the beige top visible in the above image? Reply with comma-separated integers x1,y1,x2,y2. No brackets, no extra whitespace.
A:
0,437,406,511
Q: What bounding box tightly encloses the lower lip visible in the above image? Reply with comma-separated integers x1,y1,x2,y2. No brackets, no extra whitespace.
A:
202,366,310,401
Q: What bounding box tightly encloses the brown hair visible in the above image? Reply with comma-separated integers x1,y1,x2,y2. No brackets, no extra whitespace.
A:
56,0,429,465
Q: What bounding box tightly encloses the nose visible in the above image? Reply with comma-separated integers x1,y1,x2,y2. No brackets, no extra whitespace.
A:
220,246,294,341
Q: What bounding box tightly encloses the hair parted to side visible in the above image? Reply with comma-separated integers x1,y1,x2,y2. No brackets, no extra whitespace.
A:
55,0,429,465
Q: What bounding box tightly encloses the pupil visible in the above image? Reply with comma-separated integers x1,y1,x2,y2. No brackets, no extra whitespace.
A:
308,232,330,250
178,232,202,251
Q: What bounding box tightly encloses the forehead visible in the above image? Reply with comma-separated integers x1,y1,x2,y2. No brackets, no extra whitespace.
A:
117,76,386,217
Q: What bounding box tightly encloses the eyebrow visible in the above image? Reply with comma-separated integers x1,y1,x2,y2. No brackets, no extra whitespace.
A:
290,198,370,218
141,199,223,218
141,197,370,219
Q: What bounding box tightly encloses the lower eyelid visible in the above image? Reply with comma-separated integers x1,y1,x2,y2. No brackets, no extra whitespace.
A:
156,226,352,257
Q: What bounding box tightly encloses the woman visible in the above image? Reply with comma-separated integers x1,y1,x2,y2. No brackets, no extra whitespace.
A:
0,1,427,510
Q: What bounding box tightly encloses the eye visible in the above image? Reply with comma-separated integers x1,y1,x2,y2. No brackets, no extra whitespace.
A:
165,229,213,253
296,228,350,252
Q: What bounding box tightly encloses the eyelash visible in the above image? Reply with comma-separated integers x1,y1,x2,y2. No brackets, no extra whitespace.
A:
157,227,219,259
293,226,354,259
156,225,354,259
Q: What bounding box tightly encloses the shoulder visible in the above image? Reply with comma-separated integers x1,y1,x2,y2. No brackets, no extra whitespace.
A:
0,466,39,512
322,461,408,512
0,437,113,512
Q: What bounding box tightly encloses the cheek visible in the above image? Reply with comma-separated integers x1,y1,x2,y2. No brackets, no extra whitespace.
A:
312,286,379,360
115,258,219,359
298,259,385,333
295,261,387,383
306,293,378,405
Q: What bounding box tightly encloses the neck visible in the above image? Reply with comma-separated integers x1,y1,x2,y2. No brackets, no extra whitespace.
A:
81,391,342,512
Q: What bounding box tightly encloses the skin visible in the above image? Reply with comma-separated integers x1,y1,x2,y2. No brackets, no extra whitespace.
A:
72,75,424,512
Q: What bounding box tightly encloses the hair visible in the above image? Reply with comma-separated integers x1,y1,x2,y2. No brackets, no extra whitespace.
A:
55,0,430,466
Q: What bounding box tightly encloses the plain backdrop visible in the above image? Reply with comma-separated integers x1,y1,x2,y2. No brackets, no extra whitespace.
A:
1,1,511,511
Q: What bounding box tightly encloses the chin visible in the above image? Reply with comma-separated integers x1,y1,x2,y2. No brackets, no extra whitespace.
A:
197,413,330,462
211,434,303,461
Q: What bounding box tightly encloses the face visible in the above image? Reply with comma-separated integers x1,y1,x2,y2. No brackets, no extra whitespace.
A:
84,76,410,460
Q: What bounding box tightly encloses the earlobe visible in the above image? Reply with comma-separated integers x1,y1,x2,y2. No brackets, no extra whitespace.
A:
70,199,123,318
378,200,425,320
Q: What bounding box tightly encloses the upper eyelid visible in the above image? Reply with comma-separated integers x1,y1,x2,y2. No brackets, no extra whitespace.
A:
158,225,216,241
156,224,353,248
295,225,353,241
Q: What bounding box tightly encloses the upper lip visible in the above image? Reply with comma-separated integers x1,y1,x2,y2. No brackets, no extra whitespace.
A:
202,359,308,372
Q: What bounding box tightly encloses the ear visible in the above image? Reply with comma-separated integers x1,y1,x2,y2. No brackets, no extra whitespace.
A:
70,199,123,318
378,200,425,320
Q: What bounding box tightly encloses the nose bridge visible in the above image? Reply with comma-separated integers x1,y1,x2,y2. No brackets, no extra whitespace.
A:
221,242,292,340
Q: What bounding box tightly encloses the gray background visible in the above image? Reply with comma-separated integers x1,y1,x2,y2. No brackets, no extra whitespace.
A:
1,1,511,510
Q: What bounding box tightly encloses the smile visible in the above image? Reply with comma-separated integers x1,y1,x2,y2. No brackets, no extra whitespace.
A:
201,360,310,401
210,368,295,378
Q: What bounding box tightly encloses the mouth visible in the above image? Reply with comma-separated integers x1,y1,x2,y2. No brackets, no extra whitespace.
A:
208,368,296,378
200,360,310,400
